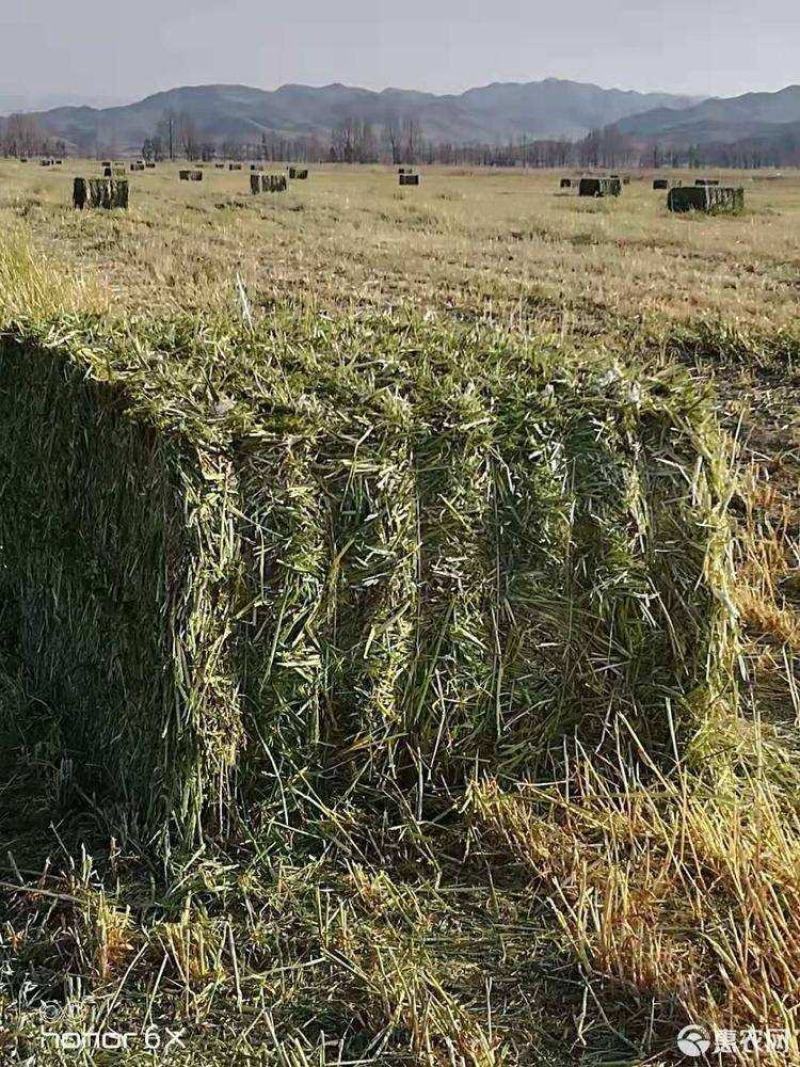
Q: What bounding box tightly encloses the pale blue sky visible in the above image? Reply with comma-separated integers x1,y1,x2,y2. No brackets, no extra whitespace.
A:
1,0,796,108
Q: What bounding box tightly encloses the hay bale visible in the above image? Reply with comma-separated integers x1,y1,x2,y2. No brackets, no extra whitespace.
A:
54,160,63,165
20,157,28,163
578,177,621,197
103,167,112,178
399,173,420,186
40,160,51,167
668,186,744,214
145,162,156,169
250,173,261,195
130,162,145,171
190,170,203,182
695,178,720,186
560,178,572,188
229,163,242,171
0,320,738,842
653,178,669,190
113,166,126,177
72,177,88,210
101,161,112,168
215,163,225,168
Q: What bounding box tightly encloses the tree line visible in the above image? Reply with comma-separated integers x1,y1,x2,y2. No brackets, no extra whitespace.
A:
3,106,799,169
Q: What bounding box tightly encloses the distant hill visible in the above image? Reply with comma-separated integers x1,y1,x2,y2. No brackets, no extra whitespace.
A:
16,79,702,153
617,85,800,145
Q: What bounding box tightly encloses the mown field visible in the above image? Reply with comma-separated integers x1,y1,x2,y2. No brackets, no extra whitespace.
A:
0,160,799,1066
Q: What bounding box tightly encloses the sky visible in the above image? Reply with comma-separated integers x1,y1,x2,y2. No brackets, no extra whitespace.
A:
0,0,797,109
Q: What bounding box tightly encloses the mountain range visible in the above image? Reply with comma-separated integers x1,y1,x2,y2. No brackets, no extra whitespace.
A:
10,79,701,153
5,80,800,156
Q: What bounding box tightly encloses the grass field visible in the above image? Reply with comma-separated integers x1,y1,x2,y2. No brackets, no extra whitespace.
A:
0,159,799,1066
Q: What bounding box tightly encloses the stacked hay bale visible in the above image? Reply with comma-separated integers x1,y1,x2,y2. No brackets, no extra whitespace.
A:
0,314,738,843
668,186,744,214
578,177,621,197
73,177,129,210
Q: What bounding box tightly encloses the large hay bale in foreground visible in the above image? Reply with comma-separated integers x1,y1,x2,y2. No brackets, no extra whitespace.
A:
578,177,621,197
668,186,744,214
77,177,128,209
0,319,737,842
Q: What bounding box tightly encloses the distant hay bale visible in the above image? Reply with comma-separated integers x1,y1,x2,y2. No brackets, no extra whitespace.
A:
695,178,720,186
40,160,51,167
653,178,669,190
215,163,225,168
145,162,156,169
399,173,421,186
19,157,28,163
668,186,744,214
264,174,287,192
250,164,263,172
289,167,308,180
103,167,112,178
54,159,63,165
180,170,204,182
560,178,572,188
229,163,242,170
101,161,112,168
578,177,621,198
130,162,145,172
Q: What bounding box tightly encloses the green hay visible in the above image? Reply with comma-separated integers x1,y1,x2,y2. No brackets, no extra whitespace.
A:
0,312,738,846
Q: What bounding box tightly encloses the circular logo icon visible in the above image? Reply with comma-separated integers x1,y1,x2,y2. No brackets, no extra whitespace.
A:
677,1025,711,1058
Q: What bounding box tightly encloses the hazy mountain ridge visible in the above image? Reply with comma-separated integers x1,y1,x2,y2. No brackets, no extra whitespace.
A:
13,79,702,152
617,85,800,144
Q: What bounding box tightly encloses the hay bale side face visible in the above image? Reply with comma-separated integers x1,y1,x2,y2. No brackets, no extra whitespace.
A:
179,170,190,180
560,178,572,188
72,177,88,210
399,173,420,186
653,178,669,189
0,345,221,834
250,173,261,195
